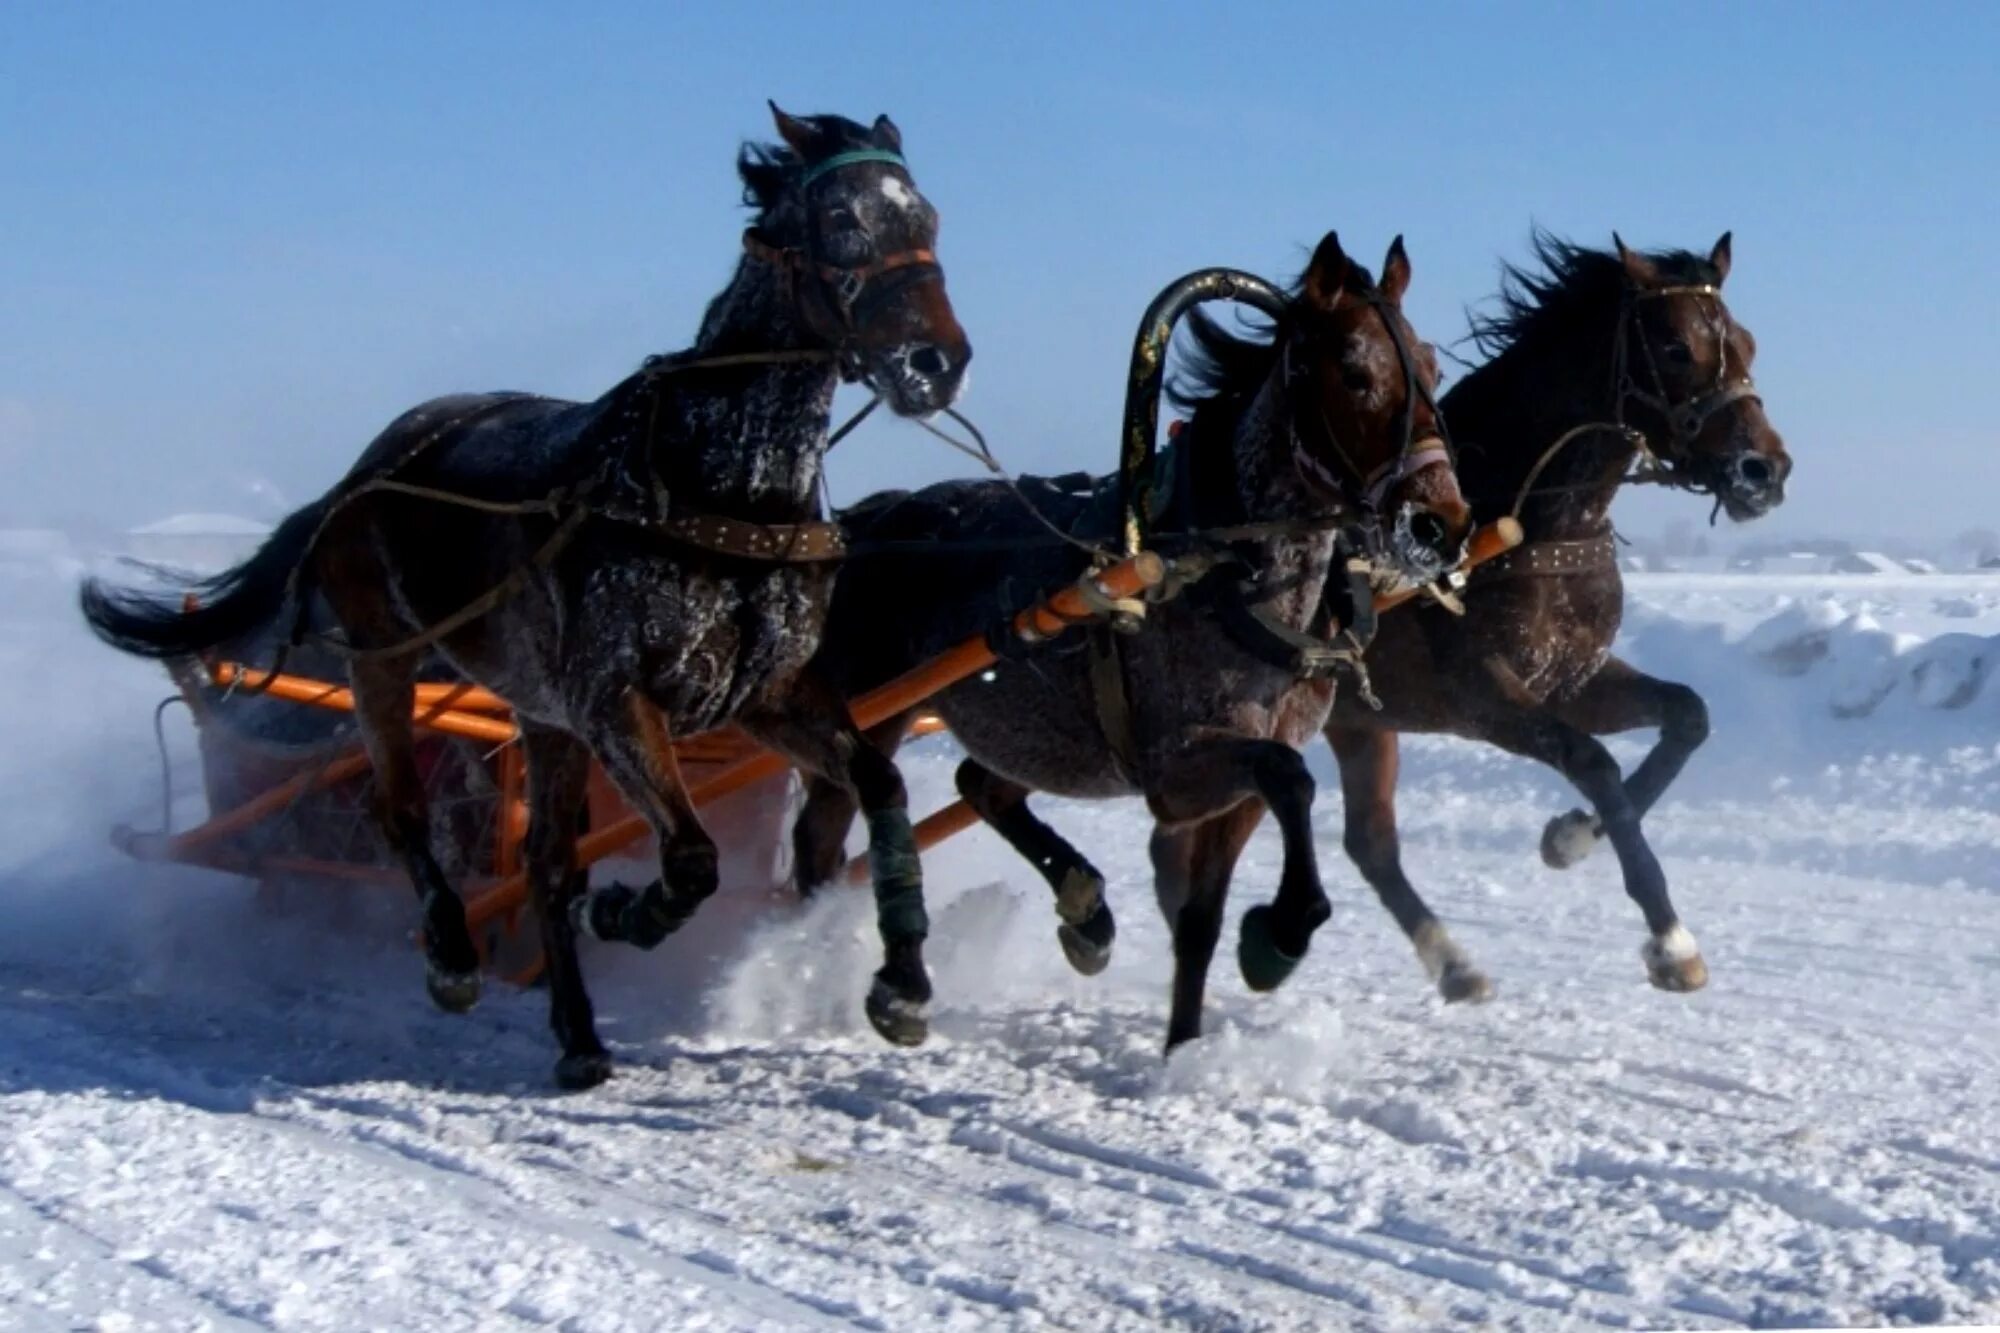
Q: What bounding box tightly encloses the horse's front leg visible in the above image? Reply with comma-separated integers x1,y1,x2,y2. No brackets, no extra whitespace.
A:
1538,656,1711,870
741,669,932,1047
1145,734,1331,994
569,688,720,950
791,711,916,895
1468,670,1708,992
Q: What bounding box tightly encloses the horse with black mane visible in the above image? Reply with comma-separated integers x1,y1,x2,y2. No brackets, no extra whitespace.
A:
794,234,1473,1048
81,105,971,1088
1321,231,1791,1000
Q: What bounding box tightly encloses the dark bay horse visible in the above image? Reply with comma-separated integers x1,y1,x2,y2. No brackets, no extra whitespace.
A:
82,106,971,1088
795,234,1472,1048
1321,231,1790,1000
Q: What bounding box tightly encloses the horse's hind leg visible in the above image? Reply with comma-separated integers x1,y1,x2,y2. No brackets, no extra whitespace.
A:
1147,736,1331,994
1326,725,1491,1002
570,690,719,950
520,723,610,1090
956,760,1116,976
1539,657,1711,871
349,657,482,1013
792,712,915,895
743,670,931,1047
1154,802,1263,1050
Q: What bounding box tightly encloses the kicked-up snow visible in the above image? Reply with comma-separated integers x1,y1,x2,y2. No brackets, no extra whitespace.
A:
3,569,1999,1330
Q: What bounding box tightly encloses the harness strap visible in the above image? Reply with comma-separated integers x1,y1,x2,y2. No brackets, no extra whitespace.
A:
1086,626,1144,788
649,511,847,563
1469,530,1619,584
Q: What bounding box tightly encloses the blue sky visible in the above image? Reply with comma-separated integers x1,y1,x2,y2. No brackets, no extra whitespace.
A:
3,2,1995,541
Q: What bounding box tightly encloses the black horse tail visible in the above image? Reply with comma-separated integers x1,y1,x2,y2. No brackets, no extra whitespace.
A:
79,498,330,660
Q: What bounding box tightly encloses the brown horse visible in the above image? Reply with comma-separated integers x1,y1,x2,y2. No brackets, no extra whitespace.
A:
794,234,1472,1049
1322,231,1790,1000
81,106,971,1088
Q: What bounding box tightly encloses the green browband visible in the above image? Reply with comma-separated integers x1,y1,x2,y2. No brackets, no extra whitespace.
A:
799,149,907,186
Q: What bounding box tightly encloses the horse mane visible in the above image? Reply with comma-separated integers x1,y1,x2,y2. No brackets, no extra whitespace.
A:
1165,255,1380,418
735,114,882,216
1468,228,1722,360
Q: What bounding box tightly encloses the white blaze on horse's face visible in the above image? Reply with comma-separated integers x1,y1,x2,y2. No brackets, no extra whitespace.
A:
878,175,921,216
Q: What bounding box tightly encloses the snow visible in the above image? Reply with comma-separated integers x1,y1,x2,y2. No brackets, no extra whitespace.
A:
4,569,2000,1330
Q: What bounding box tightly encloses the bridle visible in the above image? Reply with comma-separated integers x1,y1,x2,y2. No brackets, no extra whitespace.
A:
1281,291,1459,582
1615,282,1762,465
739,147,944,363
1283,292,1454,517
1503,278,1773,526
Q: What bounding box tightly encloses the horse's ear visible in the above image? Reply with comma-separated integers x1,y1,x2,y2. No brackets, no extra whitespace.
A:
1709,230,1733,285
1380,235,1412,304
1614,232,1661,287
1303,231,1350,313
870,114,903,153
768,100,826,157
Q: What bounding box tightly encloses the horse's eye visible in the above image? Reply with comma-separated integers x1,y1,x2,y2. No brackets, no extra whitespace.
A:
1664,340,1694,366
1341,370,1372,393
826,208,862,234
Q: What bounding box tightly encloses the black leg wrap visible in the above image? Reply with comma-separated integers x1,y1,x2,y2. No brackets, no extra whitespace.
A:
866,808,928,944
579,880,699,950
863,811,931,1048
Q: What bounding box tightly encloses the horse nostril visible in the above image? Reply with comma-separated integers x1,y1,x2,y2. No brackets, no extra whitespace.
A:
907,345,951,378
1735,454,1774,488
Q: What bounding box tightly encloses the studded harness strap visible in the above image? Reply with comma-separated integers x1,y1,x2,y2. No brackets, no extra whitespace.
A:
1469,529,1618,584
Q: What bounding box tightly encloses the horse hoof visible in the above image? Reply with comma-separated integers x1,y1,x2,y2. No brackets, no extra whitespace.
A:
865,978,929,1047
425,962,482,1015
1439,965,1495,1004
1238,905,1305,993
1056,901,1116,977
1540,809,1600,870
1642,926,1709,993
554,1051,613,1091
1056,924,1112,977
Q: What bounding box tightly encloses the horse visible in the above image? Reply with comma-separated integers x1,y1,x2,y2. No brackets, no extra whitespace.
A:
793,233,1472,1049
81,105,971,1089
1319,231,1791,1001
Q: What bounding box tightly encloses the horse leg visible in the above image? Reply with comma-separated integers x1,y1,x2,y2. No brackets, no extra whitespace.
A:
569,689,720,950
956,759,1116,976
1146,736,1330,994
349,657,482,1013
791,712,914,896
1155,802,1264,1050
1474,698,1708,991
1326,725,1492,1002
519,723,610,1090
741,670,931,1047
1538,657,1712,871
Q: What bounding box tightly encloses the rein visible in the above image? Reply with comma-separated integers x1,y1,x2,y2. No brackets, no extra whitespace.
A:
267,347,868,671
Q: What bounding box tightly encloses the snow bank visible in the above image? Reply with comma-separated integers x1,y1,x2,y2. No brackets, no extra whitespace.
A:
1708,593,2000,719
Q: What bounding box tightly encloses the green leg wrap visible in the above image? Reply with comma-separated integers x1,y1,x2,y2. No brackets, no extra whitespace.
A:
865,807,928,943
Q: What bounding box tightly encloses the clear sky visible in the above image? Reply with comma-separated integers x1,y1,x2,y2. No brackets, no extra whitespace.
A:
3,2,1995,543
